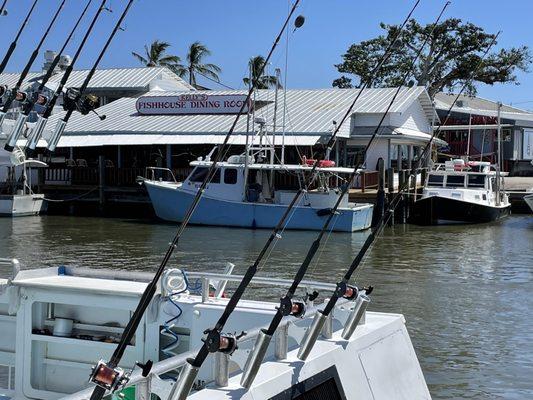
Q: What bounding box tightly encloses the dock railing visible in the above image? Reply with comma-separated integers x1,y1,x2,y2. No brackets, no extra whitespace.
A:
58,267,356,400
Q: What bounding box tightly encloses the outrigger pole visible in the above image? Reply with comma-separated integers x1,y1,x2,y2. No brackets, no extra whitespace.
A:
297,31,501,363
240,1,450,387
169,1,423,398
45,0,134,154
2,0,67,150
4,0,95,155
0,0,8,17
8,0,109,156
0,0,39,75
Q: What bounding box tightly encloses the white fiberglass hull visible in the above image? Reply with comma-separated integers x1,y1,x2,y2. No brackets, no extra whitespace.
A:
525,194,533,212
0,194,47,217
144,180,373,232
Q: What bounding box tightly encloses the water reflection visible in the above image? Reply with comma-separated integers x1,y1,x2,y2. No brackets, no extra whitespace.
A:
0,215,532,398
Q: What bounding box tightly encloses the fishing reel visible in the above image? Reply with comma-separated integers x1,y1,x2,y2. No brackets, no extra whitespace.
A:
203,329,246,355
278,296,306,318
89,359,153,392
333,282,359,300
63,87,106,120
0,85,8,98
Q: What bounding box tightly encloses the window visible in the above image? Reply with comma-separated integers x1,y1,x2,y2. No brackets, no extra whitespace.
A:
468,175,485,188
224,168,238,184
189,167,220,183
446,175,465,187
427,175,444,187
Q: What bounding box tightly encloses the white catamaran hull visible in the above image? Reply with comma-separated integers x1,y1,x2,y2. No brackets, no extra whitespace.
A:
145,180,374,232
0,194,47,217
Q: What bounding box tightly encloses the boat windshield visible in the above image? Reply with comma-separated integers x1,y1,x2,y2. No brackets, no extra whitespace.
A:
467,175,485,188
427,175,444,187
189,167,221,183
445,175,465,188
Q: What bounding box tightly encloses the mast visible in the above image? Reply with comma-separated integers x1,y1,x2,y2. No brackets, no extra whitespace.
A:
296,31,501,364
0,0,39,75
0,0,8,17
21,0,109,157
2,0,67,151
496,101,502,206
46,0,134,154
243,64,252,201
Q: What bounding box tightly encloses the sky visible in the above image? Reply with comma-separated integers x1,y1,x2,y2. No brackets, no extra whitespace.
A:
1,0,533,109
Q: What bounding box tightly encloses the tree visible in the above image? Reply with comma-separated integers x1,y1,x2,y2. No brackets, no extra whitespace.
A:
243,55,279,89
333,19,531,98
132,40,185,75
184,41,221,87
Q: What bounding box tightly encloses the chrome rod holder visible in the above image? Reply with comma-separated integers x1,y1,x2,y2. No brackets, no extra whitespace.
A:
274,323,289,360
25,116,48,152
214,352,229,387
46,118,66,153
167,361,199,400
341,294,370,340
0,110,7,131
4,113,27,151
240,329,272,389
297,311,327,361
322,312,333,339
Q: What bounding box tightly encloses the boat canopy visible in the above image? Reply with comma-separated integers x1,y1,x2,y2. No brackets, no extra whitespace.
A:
190,160,360,175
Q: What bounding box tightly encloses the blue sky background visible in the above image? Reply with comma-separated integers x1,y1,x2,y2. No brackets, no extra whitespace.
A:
1,0,532,109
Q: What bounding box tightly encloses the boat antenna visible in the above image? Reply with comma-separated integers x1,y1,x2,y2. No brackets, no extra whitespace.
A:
0,0,39,75
239,1,449,387
84,3,303,400
4,0,95,154
169,1,423,398
2,0,67,150
0,0,8,17
297,30,501,363
12,0,110,156
45,0,134,154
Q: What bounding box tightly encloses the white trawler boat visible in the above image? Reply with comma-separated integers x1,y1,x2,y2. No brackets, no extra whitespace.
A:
143,121,373,232
0,146,47,217
413,160,511,224
0,259,431,400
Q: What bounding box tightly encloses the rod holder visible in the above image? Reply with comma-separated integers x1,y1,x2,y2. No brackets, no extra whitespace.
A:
167,360,199,400
297,311,327,361
274,323,289,360
214,352,229,387
0,110,6,131
46,118,66,153
25,115,48,153
4,113,27,152
341,294,370,340
240,329,272,389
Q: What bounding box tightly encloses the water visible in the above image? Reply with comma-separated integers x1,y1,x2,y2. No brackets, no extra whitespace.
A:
1,215,532,399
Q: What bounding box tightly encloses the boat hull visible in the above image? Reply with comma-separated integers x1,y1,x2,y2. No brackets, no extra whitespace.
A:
0,194,47,217
412,196,510,225
145,181,373,232
525,194,533,212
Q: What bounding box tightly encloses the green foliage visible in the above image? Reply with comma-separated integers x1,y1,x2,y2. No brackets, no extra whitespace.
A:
243,55,279,89
333,18,531,98
184,41,221,87
132,40,184,76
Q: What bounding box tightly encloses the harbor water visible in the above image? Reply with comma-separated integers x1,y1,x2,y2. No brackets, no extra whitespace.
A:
0,215,532,399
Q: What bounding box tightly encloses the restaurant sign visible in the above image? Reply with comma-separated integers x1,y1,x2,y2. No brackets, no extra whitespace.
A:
136,94,250,115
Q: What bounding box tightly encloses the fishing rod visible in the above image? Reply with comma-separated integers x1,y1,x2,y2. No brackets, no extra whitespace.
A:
165,1,424,398
13,0,109,156
0,0,8,17
84,3,303,400
3,0,95,154
2,0,67,151
296,30,501,364
46,0,134,155
0,0,39,75
239,1,450,388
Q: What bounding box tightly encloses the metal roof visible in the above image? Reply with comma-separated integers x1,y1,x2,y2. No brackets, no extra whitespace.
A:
0,66,194,92
40,86,436,148
435,93,533,126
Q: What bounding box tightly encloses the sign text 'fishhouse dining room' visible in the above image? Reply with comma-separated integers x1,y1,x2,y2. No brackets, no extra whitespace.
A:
135,94,250,115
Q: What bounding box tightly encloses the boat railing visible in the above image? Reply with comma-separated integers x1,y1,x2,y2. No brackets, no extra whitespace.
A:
144,167,178,183
57,267,355,400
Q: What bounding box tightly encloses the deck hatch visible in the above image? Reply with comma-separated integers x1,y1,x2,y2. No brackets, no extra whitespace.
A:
269,365,346,400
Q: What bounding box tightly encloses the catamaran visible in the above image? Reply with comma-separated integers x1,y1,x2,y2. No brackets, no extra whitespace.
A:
143,123,373,232
413,159,511,224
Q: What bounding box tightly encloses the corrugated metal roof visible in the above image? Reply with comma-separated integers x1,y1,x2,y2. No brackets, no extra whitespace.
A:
435,93,533,125
0,66,193,92
44,86,435,149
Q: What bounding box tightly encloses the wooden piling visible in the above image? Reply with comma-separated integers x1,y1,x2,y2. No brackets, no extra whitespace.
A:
372,158,385,227
98,155,105,209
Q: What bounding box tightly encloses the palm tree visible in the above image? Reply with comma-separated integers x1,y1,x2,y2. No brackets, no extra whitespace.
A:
184,41,221,87
243,55,279,89
132,40,185,75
